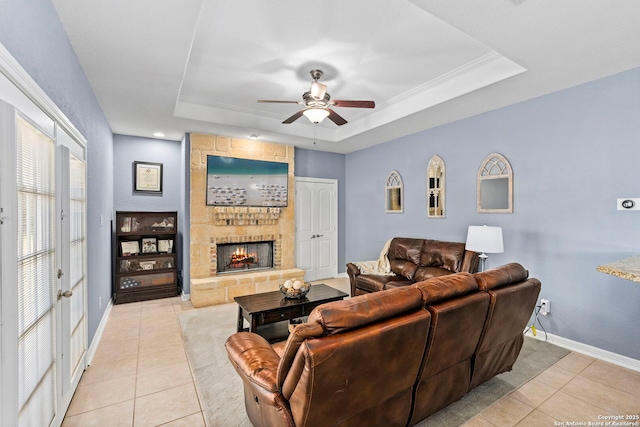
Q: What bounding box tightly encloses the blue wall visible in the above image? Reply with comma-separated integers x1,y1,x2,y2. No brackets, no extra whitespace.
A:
113,134,183,211
0,0,114,343
345,67,640,360
294,148,347,272
113,134,186,292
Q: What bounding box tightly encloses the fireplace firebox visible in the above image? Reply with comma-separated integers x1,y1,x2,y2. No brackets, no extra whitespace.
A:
217,241,274,274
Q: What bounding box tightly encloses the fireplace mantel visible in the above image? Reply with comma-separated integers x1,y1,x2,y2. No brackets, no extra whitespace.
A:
211,206,282,226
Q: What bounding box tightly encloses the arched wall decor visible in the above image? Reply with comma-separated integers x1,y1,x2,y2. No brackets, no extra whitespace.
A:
427,155,445,218
385,170,404,213
477,153,513,213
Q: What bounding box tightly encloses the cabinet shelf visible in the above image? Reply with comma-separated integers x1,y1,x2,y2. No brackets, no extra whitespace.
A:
114,211,178,304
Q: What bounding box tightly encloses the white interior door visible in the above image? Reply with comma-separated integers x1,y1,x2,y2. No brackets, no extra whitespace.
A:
0,101,87,426
295,178,337,282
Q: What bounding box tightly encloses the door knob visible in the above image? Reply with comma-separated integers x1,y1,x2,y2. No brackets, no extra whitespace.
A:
57,290,73,300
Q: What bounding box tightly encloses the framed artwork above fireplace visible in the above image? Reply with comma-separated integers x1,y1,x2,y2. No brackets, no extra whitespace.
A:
206,155,288,207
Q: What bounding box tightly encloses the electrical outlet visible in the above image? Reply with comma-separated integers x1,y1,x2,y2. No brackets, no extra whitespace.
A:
540,298,550,315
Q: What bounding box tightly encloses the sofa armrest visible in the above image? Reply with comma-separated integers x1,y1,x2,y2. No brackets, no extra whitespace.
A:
346,262,362,296
225,332,281,393
346,262,361,277
461,250,480,273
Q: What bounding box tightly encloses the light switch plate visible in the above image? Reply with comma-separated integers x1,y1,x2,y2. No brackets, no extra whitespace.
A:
617,198,640,210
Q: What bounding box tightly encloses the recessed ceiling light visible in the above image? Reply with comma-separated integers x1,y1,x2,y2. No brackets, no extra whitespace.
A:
153,132,165,138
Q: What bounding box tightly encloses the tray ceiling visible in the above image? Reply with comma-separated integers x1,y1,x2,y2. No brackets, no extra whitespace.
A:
52,0,640,153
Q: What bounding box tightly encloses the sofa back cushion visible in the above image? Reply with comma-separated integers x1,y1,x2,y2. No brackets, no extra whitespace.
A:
307,286,424,335
420,240,466,271
387,237,424,279
474,262,528,291
412,272,479,305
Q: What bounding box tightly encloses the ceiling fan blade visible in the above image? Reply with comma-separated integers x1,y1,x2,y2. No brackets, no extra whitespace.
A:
327,109,347,126
332,100,375,108
282,109,305,124
257,100,302,104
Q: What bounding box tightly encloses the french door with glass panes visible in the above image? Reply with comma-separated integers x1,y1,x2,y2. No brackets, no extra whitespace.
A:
0,100,88,427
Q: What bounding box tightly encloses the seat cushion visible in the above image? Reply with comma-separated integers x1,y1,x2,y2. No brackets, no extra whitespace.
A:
355,274,398,293
384,280,413,289
413,266,455,283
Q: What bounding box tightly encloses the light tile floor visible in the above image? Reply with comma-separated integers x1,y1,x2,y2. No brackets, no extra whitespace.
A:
63,280,640,427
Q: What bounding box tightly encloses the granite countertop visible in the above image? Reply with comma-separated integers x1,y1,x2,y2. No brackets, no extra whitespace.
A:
596,255,640,283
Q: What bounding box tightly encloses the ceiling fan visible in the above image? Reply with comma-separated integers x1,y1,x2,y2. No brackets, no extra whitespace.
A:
258,69,375,126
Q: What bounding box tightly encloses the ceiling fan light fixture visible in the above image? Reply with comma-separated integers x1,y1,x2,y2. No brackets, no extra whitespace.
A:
310,81,327,99
303,108,330,124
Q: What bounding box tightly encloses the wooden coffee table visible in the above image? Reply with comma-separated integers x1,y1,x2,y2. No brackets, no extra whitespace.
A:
234,284,348,340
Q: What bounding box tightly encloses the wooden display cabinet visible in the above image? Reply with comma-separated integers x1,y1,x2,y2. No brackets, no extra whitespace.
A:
114,211,178,304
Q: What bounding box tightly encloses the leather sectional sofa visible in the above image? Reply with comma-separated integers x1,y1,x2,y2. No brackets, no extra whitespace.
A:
225,263,541,427
346,237,480,297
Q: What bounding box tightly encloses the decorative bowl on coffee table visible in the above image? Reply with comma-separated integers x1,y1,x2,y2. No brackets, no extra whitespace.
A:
279,280,311,299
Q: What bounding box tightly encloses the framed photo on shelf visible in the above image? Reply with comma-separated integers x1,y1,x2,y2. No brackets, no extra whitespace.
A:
138,261,156,271
141,237,157,253
121,240,140,256
158,239,174,253
134,161,163,193
120,216,132,232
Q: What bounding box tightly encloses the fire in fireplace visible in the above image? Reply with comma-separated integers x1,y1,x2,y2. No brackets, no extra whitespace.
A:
217,241,274,273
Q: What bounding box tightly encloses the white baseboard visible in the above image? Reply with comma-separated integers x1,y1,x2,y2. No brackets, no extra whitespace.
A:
181,290,190,301
85,297,114,366
336,272,349,278
525,330,640,372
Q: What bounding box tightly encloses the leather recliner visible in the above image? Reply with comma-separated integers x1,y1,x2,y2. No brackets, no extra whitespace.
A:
346,237,480,297
226,286,431,427
225,263,540,427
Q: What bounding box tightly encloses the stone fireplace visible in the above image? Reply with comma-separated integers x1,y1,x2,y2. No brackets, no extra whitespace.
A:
189,133,305,308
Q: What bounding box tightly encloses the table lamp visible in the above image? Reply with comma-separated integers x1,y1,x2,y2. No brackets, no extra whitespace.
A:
465,225,504,272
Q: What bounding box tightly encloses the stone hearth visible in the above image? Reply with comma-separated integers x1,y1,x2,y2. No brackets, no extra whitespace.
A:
190,268,305,308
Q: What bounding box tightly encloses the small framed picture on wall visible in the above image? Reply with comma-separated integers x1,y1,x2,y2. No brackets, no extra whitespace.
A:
134,161,163,193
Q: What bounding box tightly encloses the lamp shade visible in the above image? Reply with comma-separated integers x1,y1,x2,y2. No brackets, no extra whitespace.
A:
465,225,504,254
303,108,329,124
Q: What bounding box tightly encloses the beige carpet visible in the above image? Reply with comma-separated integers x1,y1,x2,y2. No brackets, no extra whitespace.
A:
178,281,569,427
